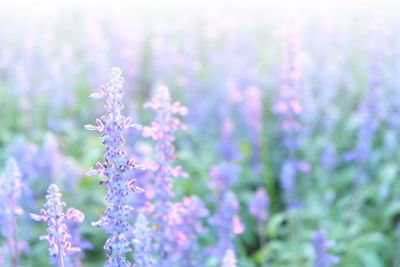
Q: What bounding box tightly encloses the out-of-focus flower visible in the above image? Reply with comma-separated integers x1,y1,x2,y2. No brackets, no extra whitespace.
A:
169,196,209,265
249,187,269,222
312,230,339,267
133,213,153,267
31,184,82,266
219,119,241,161
86,67,142,267
209,191,244,257
221,249,238,267
142,85,193,266
320,145,338,170
65,208,91,267
0,158,23,267
209,162,241,193
273,22,303,208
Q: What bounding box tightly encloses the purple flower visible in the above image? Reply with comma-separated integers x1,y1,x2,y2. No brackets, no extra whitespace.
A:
219,119,241,161
209,162,241,193
86,67,143,267
280,159,296,193
320,145,338,170
209,191,244,257
36,133,82,191
133,213,153,267
221,249,238,267
142,85,189,265
65,208,91,267
273,24,303,209
31,184,82,267
313,230,340,267
168,196,209,265
0,158,23,267
249,187,269,222
243,86,263,168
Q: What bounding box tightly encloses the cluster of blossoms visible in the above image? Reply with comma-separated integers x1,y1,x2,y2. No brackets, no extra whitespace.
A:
344,22,386,185
312,230,340,267
168,196,209,266
65,208,91,267
209,191,244,257
273,23,303,208
243,85,263,171
31,184,83,267
221,249,238,267
208,114,244,258
0,158,24,267
85,67,143,267
7,133,81,211
133,213,153,267
143,85,204,265
249,187,269,222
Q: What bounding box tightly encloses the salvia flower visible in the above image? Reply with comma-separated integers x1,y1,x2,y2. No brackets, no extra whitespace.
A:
249,187,269,222
85,67,142,267
65,208,90,267
31,184,82,267
209,162,241,193
133,213,153,267
209,191,244,257
168,196,209,266
0,157,23,267
142,85,189,264
219,119,241,162
273,22,303,208
243,85,263,169
221,249,238,267
320,144,338,171
312,230,340,267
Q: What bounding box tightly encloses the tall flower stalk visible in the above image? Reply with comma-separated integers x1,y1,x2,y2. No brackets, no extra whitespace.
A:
85,67,142,267
209,118,243,258
142,85,188,265
0,158,23,267
273,22,302,208
31,184,83,267
249,187,269,247
273,18,303,265
133,213,153,267
65,208,88,267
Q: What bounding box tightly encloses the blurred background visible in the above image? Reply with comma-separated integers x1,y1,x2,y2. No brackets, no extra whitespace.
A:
1,0,400,266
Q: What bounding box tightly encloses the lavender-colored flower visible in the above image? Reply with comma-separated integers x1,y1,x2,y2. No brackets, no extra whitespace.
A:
279,159,297,204
221,249,238,267
133,213,153,267
320,144,338,170
209,191,244,257
31,184,82,267
8,133,82,198
249,187,269,222
65,208,90,267
0,158,23,267
209,162,241,193
312,230,339,267
36,133,82,191
273,22,303,208
85,67,142,267
243,85,263,168
168,196,209,265
219,119,241,162
0,247,4,265
142,85,189,264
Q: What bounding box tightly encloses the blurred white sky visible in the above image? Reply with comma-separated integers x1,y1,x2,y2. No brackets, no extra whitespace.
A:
1,0,399,11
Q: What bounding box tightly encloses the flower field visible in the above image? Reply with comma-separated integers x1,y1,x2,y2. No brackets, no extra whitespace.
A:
1,2,400,266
